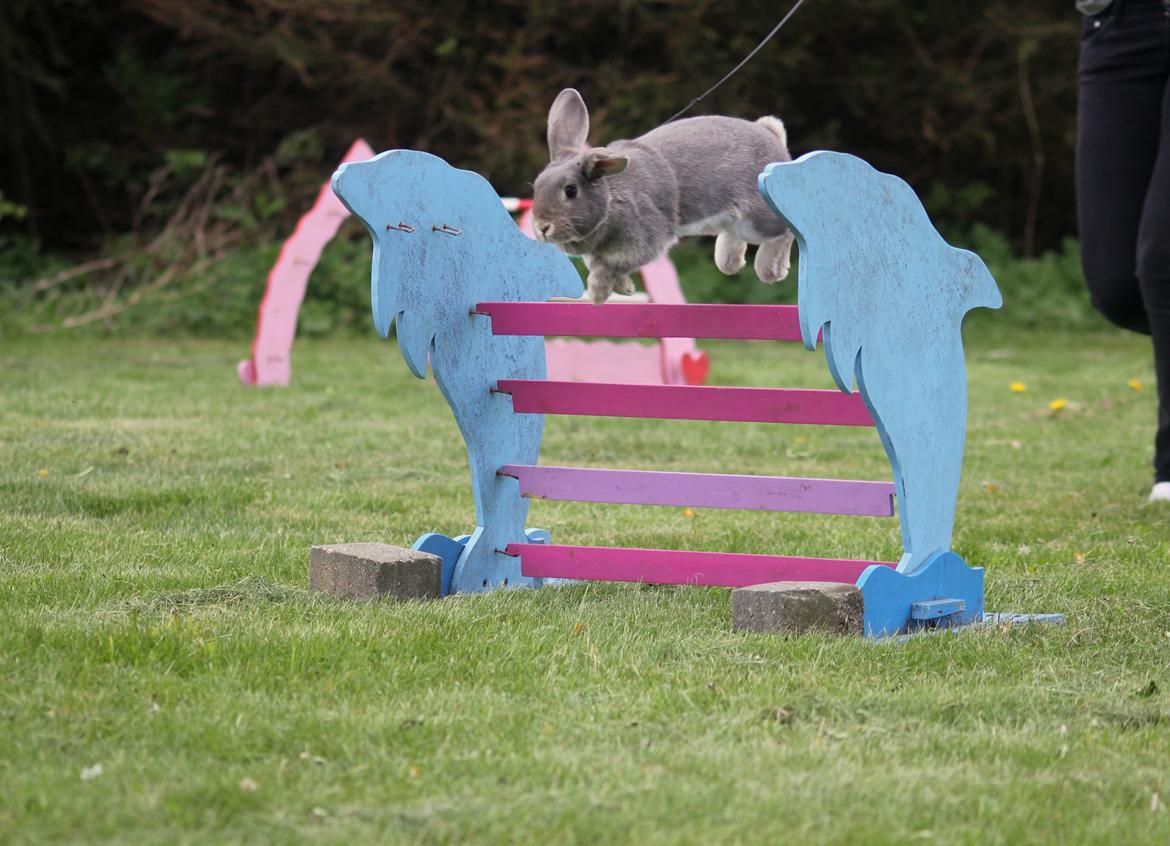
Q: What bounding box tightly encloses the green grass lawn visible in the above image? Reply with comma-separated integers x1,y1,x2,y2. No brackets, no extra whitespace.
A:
2,326,1169,844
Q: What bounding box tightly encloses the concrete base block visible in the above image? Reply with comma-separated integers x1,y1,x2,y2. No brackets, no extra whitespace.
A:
309,543,441,601
731,581,863,636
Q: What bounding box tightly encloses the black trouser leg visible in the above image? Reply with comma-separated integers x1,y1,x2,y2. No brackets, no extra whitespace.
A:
1136,68,1170,481
1076,0,1170,481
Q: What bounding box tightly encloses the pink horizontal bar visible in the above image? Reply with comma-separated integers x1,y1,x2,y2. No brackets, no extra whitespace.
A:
477,302,803,341
497,380,874,426
512,544,896,587
500,464,895,516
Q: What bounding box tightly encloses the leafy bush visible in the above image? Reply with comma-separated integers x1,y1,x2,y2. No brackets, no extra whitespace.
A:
3,226,372,338
961,225,1100,331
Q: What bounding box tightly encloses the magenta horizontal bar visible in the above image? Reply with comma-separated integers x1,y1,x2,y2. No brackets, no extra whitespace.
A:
497,380,874,427
512,544,896,587
499,464,894,517
476,302,803,341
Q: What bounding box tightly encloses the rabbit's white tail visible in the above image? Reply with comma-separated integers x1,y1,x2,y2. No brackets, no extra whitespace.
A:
757,116,787,149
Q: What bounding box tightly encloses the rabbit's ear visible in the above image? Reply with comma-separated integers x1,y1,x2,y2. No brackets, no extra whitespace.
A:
582,150,629,181
548,89,589,159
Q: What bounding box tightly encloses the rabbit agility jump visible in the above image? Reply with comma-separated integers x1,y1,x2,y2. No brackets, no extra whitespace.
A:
330,147,1018,635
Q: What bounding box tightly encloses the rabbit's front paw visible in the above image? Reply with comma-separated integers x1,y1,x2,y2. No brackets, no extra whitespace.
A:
587,272,616,305
755,232,794,284
715,232,748,275
614,275,635,296
759,262,790,285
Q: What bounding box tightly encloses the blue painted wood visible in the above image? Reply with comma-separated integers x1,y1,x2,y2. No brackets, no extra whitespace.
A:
887,612,1064,642
333,151,583,593
759,152,1002,574
413,532,468,597
981,612,1067,626
856,551,984,637
415,528,549,596
910,597,966,621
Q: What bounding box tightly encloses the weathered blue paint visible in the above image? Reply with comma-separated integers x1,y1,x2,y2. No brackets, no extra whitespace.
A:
856,551,984,637
332,150,583,593
882,612,1065,643
981,612,1067,626
412,532,467,596
414,528,551,596
759,152,1003,574
910,597,966,621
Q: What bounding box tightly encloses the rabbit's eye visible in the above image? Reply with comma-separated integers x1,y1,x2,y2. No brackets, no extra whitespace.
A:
564,184,578,199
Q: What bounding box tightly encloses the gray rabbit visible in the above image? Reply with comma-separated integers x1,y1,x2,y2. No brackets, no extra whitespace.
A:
532,88,795,304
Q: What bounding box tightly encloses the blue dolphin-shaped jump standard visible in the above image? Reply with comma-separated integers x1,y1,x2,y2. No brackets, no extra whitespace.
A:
331,150,583,593
760,152,1003,574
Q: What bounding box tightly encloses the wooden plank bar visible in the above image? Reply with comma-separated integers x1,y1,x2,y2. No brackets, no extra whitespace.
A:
499,464,895,517
476,302,803,341
511,544,896,587
497,380,874,427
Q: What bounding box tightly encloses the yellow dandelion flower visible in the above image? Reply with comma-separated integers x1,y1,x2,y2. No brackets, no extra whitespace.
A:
983,482,1000,493
1128,378,1143,392
683,507,696,518
37,468,48,477
408,767,422,779
1009,382,1027,393
1048,398,1067,412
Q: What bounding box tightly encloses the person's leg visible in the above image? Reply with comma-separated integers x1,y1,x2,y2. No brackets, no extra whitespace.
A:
1136,60,1170,486
1076,7,1165,333
1077,2,1170,494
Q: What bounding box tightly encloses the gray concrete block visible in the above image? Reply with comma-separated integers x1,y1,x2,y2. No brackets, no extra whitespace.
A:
731,581,863,636
309,543,441,601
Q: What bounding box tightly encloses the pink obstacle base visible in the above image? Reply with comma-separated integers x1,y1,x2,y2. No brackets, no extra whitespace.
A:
239,139,376,386
511,544,897,587
499,464,895,516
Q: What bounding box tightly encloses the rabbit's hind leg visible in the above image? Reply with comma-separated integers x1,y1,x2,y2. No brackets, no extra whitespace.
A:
755,229,794,284
714,231,748,275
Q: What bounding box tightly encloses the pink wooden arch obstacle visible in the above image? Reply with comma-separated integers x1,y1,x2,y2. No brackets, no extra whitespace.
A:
239,139,376,386
238,144,708,387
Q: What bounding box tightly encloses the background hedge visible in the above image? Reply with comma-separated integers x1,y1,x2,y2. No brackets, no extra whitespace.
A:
2,0,1081,258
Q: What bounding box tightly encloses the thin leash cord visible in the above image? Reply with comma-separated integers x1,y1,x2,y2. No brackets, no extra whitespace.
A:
662,0,810,125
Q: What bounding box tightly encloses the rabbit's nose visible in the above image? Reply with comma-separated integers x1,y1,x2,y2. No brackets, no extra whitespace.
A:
537,221,553,239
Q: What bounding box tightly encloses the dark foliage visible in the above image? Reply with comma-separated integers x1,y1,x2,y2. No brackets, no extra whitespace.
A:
1,0,1080,258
